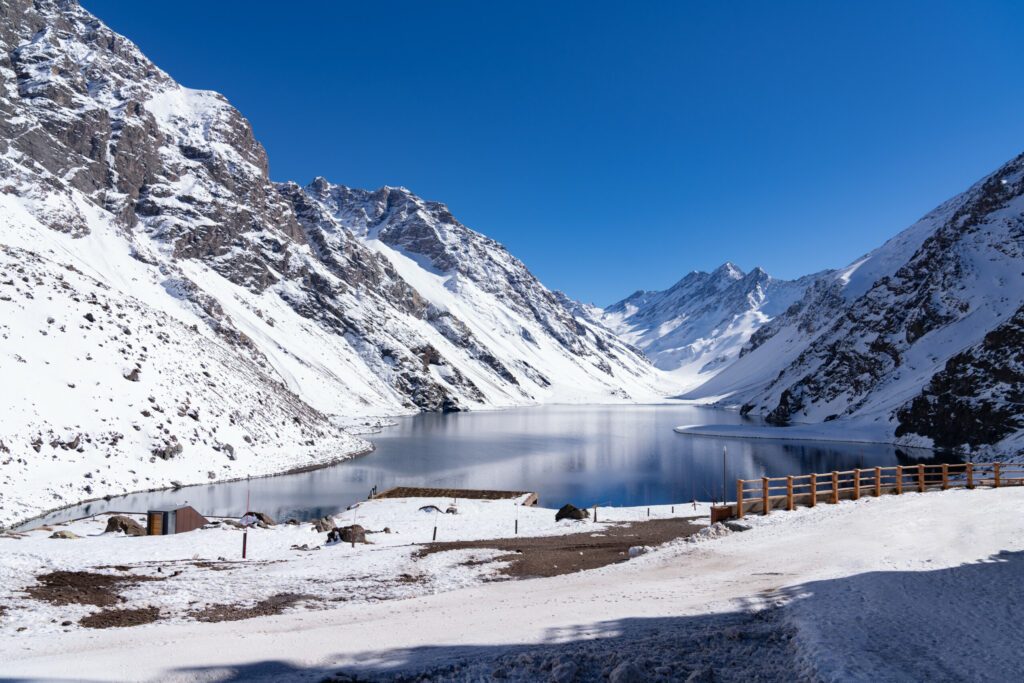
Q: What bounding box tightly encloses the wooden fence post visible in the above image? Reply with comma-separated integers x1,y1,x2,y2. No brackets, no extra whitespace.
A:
918,464,925,493
994,463,1001,488
967,462,974,489
896,465,903,495
786,476,794,511
853,469,861,500
941,464,949,490
874,467,881,497
831,471,839,504
736,480,744,519
762,477,770,515
809,473,817,507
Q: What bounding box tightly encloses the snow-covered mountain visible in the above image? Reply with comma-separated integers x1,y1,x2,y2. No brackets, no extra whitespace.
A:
686,153,1024,457
0,0,667,526
599,263,812,390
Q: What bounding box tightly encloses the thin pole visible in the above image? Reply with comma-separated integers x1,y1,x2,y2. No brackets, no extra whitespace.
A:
243,476,251,559
722,446,728,505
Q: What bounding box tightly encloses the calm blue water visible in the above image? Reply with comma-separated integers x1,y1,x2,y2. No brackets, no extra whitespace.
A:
29,405,951,526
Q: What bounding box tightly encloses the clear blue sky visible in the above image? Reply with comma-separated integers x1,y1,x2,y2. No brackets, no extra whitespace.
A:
86,0,1024,304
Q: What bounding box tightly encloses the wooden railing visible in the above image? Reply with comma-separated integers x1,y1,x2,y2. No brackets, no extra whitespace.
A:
735,462,1024,518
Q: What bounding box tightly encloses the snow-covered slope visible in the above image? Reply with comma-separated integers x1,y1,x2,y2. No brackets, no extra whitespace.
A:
686,153,1024,457
0,0,669,527
599,263,811,390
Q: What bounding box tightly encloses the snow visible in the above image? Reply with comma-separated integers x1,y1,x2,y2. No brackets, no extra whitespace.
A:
1,487,1021,681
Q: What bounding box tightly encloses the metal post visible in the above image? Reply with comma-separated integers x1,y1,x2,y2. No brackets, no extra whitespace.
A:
242,530,248,559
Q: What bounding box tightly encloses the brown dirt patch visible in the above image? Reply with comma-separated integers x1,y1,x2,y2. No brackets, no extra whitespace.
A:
417,517,703,578
79,606,161,629
26,571,160,607
190,592,311,623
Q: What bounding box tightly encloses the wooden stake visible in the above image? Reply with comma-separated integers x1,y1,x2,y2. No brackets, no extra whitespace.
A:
762,476,770,516
917,464,925,493
874,467,881,497
967,462,974,489
853,469,860,500
995,462,1001,488
736,480,744,519
896,466,903,495
831,471,839,504
785,476,794,511
809,473,817,507
941,464,949,490
242,530,247,559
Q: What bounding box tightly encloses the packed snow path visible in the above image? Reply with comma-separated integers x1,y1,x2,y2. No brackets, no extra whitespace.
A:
2,488,1022,681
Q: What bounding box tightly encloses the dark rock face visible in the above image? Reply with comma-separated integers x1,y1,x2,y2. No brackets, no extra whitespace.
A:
104,515,146,536
722,152,1024,457
555,504,589,522
896,304,1024,450
0,0,661,431
328,524,366,544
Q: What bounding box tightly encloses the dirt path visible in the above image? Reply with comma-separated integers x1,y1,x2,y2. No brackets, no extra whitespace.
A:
417,517,704,577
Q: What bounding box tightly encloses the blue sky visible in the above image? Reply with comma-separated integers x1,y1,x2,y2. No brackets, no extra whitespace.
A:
86,1,1024,304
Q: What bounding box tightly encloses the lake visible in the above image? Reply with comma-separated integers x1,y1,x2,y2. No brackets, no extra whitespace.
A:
27,404,954,526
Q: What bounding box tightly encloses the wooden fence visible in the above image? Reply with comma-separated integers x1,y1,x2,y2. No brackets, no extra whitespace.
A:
735,462,1024,518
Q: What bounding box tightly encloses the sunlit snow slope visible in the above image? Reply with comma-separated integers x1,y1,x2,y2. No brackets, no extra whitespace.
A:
0,0,669,526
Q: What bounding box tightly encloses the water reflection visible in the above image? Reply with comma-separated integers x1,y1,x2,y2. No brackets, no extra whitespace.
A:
27,405,952,527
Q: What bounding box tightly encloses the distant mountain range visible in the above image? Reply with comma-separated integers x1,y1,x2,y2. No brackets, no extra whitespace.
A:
1,0,1022,527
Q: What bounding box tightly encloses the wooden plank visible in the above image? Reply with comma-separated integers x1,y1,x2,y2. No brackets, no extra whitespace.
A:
762,477,770,516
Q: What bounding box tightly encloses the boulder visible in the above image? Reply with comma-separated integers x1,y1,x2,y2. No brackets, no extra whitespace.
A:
312,516,334,533
555,504,589,522
104,515,146,536
49,530,80,539
327,524,366,544
246,511,276,526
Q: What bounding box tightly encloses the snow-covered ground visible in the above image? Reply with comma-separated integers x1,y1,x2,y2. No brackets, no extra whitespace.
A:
0,497,711,637
1,488,1022,681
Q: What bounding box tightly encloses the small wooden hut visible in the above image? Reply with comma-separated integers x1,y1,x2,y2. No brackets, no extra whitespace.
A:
146,505,208,535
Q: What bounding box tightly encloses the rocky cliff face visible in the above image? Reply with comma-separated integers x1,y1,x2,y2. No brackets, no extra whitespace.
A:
0,0,667,526
688,153,1024,457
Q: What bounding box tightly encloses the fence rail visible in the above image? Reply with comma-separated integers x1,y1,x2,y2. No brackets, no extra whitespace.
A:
735,462,1024,518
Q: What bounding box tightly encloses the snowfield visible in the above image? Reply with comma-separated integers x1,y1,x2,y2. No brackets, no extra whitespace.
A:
1,488,1021,681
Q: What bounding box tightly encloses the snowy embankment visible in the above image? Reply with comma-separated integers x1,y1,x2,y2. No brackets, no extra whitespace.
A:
674,420,901,447
2,488,1022,681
